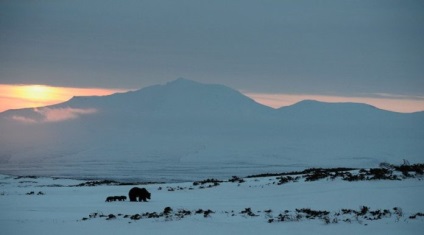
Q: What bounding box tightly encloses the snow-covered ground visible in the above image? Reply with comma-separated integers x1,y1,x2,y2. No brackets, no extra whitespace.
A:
1,171,423,235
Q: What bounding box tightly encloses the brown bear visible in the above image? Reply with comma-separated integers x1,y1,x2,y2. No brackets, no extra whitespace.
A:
128,187,151,202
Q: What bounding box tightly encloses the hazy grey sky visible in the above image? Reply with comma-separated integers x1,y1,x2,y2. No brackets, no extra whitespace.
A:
1,0,423,98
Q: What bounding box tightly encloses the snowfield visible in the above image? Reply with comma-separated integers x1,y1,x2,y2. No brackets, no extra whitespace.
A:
1,168,423,235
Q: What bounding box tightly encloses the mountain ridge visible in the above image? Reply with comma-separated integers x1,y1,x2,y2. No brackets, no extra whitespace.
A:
0,78,423,181
1,78,421,115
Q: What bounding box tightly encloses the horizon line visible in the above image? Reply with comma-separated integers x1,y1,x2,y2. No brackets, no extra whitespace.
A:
0,83,423,114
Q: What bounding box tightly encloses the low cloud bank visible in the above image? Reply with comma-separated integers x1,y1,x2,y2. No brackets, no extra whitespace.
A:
11,107,97,123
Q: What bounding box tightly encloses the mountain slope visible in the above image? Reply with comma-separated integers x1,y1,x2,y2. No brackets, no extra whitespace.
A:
63,78,273,116
0,79,423,181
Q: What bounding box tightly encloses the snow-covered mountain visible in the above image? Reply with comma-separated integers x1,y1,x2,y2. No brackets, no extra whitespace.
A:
0,78,423,181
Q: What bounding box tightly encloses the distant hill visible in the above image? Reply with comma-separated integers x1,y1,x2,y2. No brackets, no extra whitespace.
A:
0,79,423,181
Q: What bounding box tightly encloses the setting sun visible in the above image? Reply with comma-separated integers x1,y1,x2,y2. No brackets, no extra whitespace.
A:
0,84,128,112
15,85,60,102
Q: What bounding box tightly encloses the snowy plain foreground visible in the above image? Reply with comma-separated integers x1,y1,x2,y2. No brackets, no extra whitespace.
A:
1,170,423,235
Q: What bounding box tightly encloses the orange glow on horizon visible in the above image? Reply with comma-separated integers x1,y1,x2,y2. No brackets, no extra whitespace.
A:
244,93,424,113
1,84,423,114
0,84,128,112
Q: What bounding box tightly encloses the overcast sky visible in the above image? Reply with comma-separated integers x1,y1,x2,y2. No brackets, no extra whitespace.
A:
1,0,423,100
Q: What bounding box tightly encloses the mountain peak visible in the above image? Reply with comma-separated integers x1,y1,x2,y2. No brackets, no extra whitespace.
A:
173,77,191,83
166,77,200,86
284,99,378,111
53,78,272,118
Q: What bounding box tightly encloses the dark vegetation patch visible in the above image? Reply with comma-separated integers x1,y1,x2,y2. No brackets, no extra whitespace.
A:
268,206,420,225
181,178,224,189
164,176,248,192
17,162,421,189
193,178,223,186
42,184,65,187
73,180,120,187
276,176,301,185
25,191,45,195
165,176,247,192
302,168,401,182
81,207,215,222
240,208,258,217
163,178,224,191
248,163,424,183
295,208,330,218
113,163,423,194
71,180,161,187
82,206,423,225
163,185,195,192
247,168,356,178
8,162,424,188
391,163,424,176
14,176,38,180
228,176,245,184
409,213,424,219
19,180,38,184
